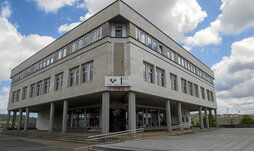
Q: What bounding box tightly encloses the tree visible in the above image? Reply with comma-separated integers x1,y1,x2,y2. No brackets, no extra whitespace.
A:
239,115,254,124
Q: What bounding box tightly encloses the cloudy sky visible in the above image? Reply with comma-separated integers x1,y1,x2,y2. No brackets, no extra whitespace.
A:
0,0,254,114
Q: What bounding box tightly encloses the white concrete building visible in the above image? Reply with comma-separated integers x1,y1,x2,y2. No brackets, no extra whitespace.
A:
6,0,217,134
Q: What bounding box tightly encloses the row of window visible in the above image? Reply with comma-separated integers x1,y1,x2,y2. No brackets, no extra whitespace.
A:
11,61,94,103
143,62,214,102
136,28,214,85
12,27,102,84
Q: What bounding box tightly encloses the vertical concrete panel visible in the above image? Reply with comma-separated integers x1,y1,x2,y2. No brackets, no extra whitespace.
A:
205,108,209,128
12,111,16,129
114,43,124,76
177,102,183,130
199,106,204,129
17,108,22,131
101,92,110,134
62,100,68,134
6,111,10,129
49,102,55,133
24,107,29,132
128,92,136,131
166,100,172,132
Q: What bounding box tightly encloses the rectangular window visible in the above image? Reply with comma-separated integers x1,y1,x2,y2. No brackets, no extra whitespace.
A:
58,50,62,60
63,47,67,57
22,87,27,100
207,89,210,101
170,73,178,91
181,78,187,93
152,41,157,50
156,68,165,87
36,81,42,96
91,30,97,43
16,89,20,102
69,67,79,86
71,42,77,53
12,91,16,103
115,26,123,37
78,37,84,49
194,84,199,97
158,45,163,53
82,61,94,82
30,83,35,98
210,91,214,102
43,78,51,94
84,34,90,46
147,36,152,48
55,73,63,91
143,62,153,83
188,81,193,96
201,87,205,99
140,31,146,44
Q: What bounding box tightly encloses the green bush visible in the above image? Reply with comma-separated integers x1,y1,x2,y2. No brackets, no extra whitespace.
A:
239,115,254,124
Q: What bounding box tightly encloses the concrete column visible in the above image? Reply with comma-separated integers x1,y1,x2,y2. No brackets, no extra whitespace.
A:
166,100,172,132
62,100,68,134
101,92,110,134
177,102,183,130
49,102,55,133
6,111,11,129
17,108,22,131
209,109,212,126
128,92,136,131
158,110,160,127
199,106,204,129
214,109,219,128
11,111,16,129
24,107,30,132
145,108,148,127
205,108,209,128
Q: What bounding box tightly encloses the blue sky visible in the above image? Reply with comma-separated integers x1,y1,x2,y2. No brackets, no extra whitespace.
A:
0,0,254,114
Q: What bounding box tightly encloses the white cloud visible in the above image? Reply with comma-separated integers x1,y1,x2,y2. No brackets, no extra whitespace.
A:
186,0,254,47
0,14,55,81
0,86,9,111
58,22,81,33
1,1,11,18
32,0,76,13
212,37,254,114
59,0,207,38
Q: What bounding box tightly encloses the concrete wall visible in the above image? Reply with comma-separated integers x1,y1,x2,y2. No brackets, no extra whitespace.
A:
36,109,62,131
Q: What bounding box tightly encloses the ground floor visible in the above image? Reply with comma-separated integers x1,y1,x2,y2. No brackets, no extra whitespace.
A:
6,91,218,134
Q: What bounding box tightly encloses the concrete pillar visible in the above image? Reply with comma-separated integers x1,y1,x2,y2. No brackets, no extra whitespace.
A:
128,92,136,131
49,102,55,133
214,109,219,128
209,109,212,126
158,110,160,127
62,100,68,134
199,106,204,129
101,92,110,134
205,108,209,128
166,100,172,132
145,108,148,127
6,111,11,129
177,102,183,130
24,107,30,132
11,111,16,129
17,108,22,131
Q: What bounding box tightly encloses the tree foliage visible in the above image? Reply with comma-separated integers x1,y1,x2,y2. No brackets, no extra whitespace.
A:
239,115,254,124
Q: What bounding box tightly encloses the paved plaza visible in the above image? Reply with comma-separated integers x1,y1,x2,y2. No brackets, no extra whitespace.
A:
94,128,254,151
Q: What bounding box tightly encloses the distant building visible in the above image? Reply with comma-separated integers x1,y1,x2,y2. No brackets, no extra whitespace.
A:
7,0,217,133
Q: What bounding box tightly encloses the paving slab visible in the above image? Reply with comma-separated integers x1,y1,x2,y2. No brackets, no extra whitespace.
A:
94,128,254,151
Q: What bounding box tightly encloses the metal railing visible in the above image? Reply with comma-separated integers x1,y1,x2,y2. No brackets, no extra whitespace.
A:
87,128,144,145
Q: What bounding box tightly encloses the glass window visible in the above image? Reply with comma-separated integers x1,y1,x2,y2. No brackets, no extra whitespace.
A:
143,62,153,83
30,83,35,98
188,81,193,96
194,84,199,97
140,31,146,44
69,67,79,86
78,37,84,49
170,73,178,91
12,91,16,103
201,87,205,99
152,41,157,50
84,35,90,46
71,42,77,53
63,47,67,57
147,36,152,48
58,50,62,60
115,26,123,37
36,81,42,96
91,30,97,43
207,89,210,101
181,78,187,93
55,73,64,91
210,91,214,102
16,89,20,102
156,68,165,87
158,45,163,53
82,61,94,82
22,87,27,100
43,78,51,94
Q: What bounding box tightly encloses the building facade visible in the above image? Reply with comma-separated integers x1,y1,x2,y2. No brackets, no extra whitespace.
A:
6,0,217,134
